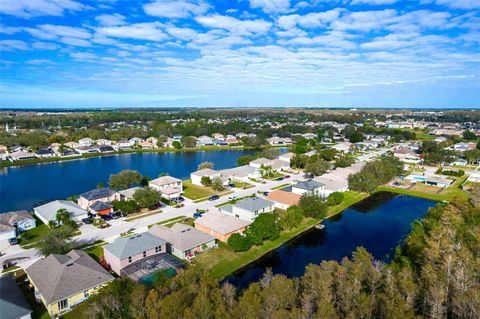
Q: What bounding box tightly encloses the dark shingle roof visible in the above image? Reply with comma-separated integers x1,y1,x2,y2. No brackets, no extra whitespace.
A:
0,276,32,319
89,201,113,211
25,250,114,305
80,188,116,201
293,180,324,190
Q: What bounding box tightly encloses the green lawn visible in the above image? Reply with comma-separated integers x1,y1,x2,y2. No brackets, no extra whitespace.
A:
215,194,256,208
194,191,368,280
163,217,195,228
124,209,162,222
83,242,107,262
18,218,49,248
231,180,254,189
182,179,217,200
148,215,186,228
271,183,291,190
377,175,469,202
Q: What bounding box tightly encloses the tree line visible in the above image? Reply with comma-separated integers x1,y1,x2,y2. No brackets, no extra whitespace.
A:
72,186,480,319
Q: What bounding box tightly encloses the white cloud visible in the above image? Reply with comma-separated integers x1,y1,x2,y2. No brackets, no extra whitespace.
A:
249,0,291,14
330,9,398,31
165,27,198,41
0,40,29,51
25,24,91,40
95,14,126,26
31,41,60,50
143,0,210,18
0,0,87,18
433,0,480,9
97,22,168,41
26,59,53,65
350,0,398,5
277,8,343,29
70,52,97,61
195,15,272,35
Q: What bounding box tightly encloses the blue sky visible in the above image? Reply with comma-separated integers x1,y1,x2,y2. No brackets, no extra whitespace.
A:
0,0,479,108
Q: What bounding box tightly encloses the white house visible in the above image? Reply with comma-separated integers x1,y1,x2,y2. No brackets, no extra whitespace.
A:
219,197,275,222
291,180,325,196
467,173,480,183
149,176,183,200
191,168,221,186
197,135,214,146
278,152,295,163
0,210,36,241
78,138,93,147
33,200,89,225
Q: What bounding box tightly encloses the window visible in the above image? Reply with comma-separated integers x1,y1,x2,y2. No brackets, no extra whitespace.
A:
58,299,68,310
155,246,162,253
128,256,132,263
143,251,147,257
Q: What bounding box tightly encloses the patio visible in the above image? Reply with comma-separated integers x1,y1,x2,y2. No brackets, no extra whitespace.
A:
120,253,184,281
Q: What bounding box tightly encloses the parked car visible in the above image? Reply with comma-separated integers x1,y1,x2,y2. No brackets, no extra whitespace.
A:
8,238,18,246
100,223,110,228
209,195,220,201
284,175,290,178
82,218,93,224
193,212,203,218
176,203,185,208
100,214,112,221
263,191,269,196
276,177,284,181
111,211,123,219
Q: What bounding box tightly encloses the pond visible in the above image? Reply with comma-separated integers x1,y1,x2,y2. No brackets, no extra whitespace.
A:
0,149,259,212
226,192,437,290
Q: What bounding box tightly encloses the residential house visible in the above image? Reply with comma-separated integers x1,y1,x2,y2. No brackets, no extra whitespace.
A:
149,176,183,200
393,147,422,164
119,187,140,200
77,188,121,211
191,168,221,186
194,209,251,242
332,142,352,153
75,146,99,154
9,150,36,161
266,190,301,210
149,223,217,260
219,197,275,222
129,137,143,146
236,132,247,139
0,144,8,161
435,136,447,143
0,210,36,241
467,173,480,183
267,136,292,145
25,250,114,317
225,135,239,144
172,135,183,143
220,165,261,183
453,142,477,152
33,200,89,225
115,139,132,150
146,137,158,148
249,157,271,168
313,176,349,197
0,275,32,319
291,180,325,196
98,145,114,153
78,138,93,147
197,135,214,146
103,233,167,276
95,139,112,146
89,201,114,216
405,174,453,188
212,133,225,141
303,133,317,139
139,140,154,149
278,152,295,163
35,148,55,158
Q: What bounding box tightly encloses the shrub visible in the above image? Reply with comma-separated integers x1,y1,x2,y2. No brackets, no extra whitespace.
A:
227,233,251,251
326,192,344,206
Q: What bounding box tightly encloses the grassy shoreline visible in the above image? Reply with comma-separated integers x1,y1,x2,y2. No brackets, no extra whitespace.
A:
1,144,289,169
194,191,368,280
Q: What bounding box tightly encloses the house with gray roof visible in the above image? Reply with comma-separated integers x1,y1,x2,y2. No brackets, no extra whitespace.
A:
25,250,113,317
291,180,325,196
103,232,167,275
149,223,216,260
0,275,32,319
194,209,251,242
219,197,275,222
0,210,36,241
33,200,88,226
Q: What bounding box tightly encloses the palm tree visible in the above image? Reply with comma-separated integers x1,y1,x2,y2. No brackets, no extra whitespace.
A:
55,208,71,226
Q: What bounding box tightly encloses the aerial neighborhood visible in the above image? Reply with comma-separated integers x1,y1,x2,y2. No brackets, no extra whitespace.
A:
1,109,479,318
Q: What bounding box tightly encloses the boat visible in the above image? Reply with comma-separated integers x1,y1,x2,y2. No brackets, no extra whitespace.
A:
315,224,325,230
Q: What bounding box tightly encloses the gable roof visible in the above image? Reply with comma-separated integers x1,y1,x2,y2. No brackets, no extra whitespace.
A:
233,197,274,212
25,250,113,305
33,200,87,222
149,223,215,251
80,188,117,201
89,201,113,211
0,210,34,227
293,180,324,190
0,275,32,319
194,209,251,235
104,233,166,259
149,176,182,187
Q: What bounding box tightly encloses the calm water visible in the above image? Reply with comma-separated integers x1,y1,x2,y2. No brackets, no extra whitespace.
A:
0,150,258,212
226,192,437,289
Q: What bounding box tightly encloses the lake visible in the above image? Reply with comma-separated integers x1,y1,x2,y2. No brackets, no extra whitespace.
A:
0,149,258,212
226,192,437,289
